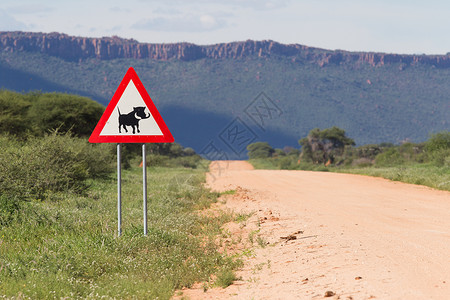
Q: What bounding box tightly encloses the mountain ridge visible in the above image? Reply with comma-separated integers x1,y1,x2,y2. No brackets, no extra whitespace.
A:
1,31,450,67
0,31,449,156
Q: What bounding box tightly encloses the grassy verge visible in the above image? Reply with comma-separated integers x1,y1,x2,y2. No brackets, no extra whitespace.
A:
248,158,278,170
248,159,450,192
0,166,240,299
332,164,450,191
249,158,330,172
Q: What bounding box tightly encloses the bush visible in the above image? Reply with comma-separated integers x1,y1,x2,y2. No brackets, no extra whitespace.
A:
354,144,383,160
398,142,424,162
80,142,116,177
427,148,450,167
27,93,104,136
375,148,404,166
0,133,114,201
169,155,202,168
299,127,355,165
425,131,450,152
0,90,32,135
273,149,286,157
0,90,105,137
247,142,275,159
425,131,450,165
351,157,374,167
0,194,21,226
145,154,202,169
276,156,298,169
215,268,237,288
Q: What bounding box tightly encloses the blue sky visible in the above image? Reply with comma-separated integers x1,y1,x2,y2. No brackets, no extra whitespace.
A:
1,0,449,54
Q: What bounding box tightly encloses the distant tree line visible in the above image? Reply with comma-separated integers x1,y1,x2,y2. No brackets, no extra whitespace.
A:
247,126,450,170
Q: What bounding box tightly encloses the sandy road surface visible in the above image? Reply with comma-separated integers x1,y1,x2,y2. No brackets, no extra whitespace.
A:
180,161,450,300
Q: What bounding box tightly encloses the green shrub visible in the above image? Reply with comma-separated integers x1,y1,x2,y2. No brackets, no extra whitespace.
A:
0,133,114,201
120,143,197,169
0,90,32,136
27,93,104,136
375,148,405,166
0,194,21,226
425,131,450,152
248,158,278,170
247,142,275,159
398,142,424,162
80,142,116,177
273,148,287,157
427,148,450,167
0,90,104,137
145,154,202,169
351,157,374,167
425,131,450,165
276,156,298,169
215,268,237,288
354,144,383,160
168,155,202,168
299,127,355,165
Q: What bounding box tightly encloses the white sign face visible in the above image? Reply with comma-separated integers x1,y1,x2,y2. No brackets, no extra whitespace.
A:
99,80,163,136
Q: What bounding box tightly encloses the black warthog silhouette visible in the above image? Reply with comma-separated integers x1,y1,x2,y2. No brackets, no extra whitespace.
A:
118,106,151,134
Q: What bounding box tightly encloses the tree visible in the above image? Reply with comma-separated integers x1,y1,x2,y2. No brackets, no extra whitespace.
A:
425,131,450,152
299,126,355,165
27,93,105,136
247,142,275,159
424,131,450,165
0,90,32,136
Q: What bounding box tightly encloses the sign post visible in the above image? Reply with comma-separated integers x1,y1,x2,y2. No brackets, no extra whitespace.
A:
117,143,122,236
142,144,147,236
89,67,174,236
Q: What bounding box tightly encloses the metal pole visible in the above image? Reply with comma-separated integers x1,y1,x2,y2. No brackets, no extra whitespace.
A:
117,143,122,237
143,144,148,236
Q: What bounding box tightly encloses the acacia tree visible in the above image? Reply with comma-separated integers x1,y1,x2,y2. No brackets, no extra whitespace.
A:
299,126,355,165
0,91,32,136
247,142,275,159
28,93,104,136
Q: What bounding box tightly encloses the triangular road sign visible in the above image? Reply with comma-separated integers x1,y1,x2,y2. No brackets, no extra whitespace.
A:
89,67,174,143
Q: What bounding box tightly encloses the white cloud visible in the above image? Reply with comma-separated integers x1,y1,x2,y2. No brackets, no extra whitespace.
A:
132,14,227,32
199,15,218,29
107,25,123,32
109,6,131,13
0,9,27,30
6,4,53,14
143,0,291,10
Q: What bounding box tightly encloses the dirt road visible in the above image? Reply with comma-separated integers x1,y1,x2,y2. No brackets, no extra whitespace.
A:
182,161,450,299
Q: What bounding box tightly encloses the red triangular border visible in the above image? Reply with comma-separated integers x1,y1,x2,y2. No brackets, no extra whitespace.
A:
89,67,174,143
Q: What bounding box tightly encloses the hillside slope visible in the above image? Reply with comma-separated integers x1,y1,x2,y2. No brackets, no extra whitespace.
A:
0,32,449,157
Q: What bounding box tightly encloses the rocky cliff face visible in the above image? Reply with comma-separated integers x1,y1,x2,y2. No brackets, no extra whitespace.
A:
1,31,449,67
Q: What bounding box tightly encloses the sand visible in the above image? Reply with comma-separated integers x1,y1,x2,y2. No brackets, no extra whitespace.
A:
177,161,450,300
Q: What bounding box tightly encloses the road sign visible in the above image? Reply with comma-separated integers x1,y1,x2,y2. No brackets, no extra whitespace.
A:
89,67,174,237
89,67,174,143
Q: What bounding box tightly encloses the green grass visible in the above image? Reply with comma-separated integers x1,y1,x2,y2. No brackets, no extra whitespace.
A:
249,157,329,172
0,166,240,299
248,158,278,170
333,164,450,191
249,159,450,191
214,268,238,288
220,189,237,196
